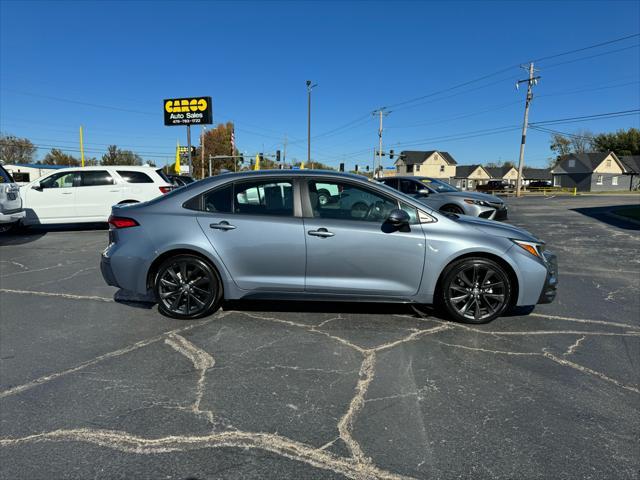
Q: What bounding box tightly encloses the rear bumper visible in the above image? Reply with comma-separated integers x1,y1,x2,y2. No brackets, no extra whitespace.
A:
100,254,120,288
537,251,558,304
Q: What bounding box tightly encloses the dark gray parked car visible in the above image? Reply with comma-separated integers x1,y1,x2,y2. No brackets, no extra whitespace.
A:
101,171,557,324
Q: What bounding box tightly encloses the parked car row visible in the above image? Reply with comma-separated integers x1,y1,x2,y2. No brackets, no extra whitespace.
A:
0,164,25,232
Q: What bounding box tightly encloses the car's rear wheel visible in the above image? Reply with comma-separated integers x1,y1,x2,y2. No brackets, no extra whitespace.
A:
439,257,511,324
154,254,222,320
440,204,464,215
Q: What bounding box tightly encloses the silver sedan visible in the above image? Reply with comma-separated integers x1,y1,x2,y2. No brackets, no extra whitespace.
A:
380,176,508,220
101,170,556,323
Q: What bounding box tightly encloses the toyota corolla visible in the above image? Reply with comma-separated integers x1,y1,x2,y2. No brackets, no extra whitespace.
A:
101,171,557,324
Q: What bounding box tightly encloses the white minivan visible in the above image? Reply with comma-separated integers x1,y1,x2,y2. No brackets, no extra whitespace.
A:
20,166,174,225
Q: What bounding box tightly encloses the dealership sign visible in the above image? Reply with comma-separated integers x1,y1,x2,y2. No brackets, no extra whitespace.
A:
163,97,213,126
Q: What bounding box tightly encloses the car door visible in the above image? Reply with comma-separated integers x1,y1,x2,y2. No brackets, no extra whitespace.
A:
194,178,306,291
75,170,123,220
303,178,426,296
23,170,79,223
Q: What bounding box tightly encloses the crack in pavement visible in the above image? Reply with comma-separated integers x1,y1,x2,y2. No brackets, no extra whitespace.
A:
564,336,586,356
0,428,413,480
164,334,216,426
0,288,114,303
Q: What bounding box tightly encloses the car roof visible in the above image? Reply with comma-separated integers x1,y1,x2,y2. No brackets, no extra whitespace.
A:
41,165,160,172
196,169,373,185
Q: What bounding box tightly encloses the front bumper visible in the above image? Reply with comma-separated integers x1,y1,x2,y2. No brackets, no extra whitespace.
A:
493,205,508,221
0,209,26,223
537,250,558,304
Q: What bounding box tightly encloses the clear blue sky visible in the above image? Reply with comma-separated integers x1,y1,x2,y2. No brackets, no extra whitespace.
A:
1,0,639,169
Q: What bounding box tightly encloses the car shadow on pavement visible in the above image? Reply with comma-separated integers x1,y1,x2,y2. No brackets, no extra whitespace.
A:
572,205,640,231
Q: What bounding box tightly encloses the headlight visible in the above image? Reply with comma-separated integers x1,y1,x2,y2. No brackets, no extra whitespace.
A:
464,198,490,207
511,239,545,258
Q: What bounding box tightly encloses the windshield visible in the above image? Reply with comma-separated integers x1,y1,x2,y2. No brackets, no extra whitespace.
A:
420,178,459,193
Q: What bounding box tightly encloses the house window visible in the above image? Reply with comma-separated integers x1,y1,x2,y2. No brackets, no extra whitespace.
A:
440,165,445,173
468,180,474,188
596,175,603,185
456,180,461,188
612,176,618,186
606,159,612,168
553,176,560,187
568,159,575,168
413,165,418,173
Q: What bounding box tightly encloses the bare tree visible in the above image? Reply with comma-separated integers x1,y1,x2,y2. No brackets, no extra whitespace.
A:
570,130,594,154
0,133,37,163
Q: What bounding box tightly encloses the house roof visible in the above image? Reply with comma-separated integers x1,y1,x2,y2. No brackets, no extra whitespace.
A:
550,152,622,174
485,166,515,178
522,167,552,180
454,165,483,178
399,150,457,166
620,155,640,173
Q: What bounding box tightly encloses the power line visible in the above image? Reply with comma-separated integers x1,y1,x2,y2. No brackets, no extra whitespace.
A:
531,32,640,63
530,109,640,126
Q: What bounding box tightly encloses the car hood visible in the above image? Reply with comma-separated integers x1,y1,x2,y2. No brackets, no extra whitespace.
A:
453,214,539,242
438,191,503,203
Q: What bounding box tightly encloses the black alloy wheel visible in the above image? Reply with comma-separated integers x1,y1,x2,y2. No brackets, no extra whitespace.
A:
154,254,222,319
440,258,511,324
440,204,464,215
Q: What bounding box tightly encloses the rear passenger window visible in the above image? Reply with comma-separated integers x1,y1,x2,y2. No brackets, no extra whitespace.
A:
234,180,293,216
202,184,233,213
117,170,153,183
81,171,114,186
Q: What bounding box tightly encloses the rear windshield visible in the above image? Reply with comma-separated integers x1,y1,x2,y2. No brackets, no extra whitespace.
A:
117,170,154,183
155,169,171,184
421,178,458,193
0,165,14,183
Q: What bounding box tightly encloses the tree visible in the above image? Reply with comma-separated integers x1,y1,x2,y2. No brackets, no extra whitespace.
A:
549,133,572,157
42,148,80,166
591,128,640,157
101,145,143,166
197,122,239,178
569,130,593,154
0,133,36,163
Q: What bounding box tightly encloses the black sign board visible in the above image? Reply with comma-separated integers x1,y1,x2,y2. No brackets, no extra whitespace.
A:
163,97,213,126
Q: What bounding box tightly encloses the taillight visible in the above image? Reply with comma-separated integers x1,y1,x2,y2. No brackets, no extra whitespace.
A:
108,216,139,229
159,186,172,194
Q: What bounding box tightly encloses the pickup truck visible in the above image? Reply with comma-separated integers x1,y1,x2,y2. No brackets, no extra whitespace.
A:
476,180,514,192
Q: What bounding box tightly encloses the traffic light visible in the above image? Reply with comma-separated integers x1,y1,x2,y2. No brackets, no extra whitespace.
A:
389,149,394,159
276,150,281,162
259,153,264,162
366,165,370,172
339,163,344,172
354,164,359,172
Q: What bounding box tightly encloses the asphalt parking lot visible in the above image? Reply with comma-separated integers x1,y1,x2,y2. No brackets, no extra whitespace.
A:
0,195,638,480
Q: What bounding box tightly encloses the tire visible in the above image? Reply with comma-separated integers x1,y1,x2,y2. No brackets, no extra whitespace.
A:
154,254,222,320
438,257,511,324
440,204,464,215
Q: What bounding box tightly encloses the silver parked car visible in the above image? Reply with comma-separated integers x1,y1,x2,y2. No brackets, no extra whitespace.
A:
101,170,557,324
381,176,508,220
0,164,25,233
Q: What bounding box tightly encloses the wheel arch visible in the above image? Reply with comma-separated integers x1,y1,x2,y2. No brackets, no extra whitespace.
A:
439,203,464,213
434,251,520,310
146,248,225,297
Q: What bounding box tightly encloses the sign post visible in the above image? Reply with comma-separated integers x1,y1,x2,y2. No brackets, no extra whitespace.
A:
163,96,213,177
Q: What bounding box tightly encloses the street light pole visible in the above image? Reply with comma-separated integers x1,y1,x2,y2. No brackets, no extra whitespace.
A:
306,80,317,169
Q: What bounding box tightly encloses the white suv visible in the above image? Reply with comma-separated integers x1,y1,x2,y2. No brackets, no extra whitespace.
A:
20,166,174,225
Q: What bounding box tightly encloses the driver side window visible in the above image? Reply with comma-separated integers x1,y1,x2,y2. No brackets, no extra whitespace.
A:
308,180,397,222
40,171,78,189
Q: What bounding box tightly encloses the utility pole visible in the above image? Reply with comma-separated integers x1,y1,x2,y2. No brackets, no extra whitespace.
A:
372,108,389,178
186,125,192,177
515,62,541,197
200,126,206,179
283,133,287,164
306,80,317,169
208,154,212,177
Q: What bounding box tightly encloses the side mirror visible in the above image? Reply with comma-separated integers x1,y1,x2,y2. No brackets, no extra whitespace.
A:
418,188,430,196
32,182,44,191
386,209,410,227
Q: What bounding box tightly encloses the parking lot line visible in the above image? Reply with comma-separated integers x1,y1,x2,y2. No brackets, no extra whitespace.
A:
0,288,113,303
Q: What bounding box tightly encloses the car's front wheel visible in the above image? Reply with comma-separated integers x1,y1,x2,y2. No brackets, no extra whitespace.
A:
438,257,512,324
154,254,222,320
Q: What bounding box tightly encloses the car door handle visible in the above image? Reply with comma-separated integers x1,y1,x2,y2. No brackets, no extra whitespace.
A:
308,228,334,238
109,189,120,192
210,221,236,231
61,191,73,195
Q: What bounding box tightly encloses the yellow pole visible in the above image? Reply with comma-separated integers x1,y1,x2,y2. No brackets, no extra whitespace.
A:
300,162,305,170
79,126,85,167
175,140,181,174
573,187,577,196
254,154,260,171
